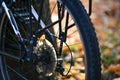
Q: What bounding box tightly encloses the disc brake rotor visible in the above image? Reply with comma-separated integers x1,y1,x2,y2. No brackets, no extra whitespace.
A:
33,39,57,76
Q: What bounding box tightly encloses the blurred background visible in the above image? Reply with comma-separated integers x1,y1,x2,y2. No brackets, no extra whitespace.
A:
51,0,120,79
84,0,120,80
0,0,120,80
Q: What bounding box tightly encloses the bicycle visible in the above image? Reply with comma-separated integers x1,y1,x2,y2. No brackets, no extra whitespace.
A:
0,0,101,80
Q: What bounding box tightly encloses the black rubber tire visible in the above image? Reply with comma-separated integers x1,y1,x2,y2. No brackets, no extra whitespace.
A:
59,0,101,79
0,0,101,80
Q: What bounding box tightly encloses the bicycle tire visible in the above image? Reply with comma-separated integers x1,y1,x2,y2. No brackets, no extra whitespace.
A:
0,0,101,80
60,0,101,79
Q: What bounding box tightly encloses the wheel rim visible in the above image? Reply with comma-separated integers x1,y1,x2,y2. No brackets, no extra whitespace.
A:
0,0,99,80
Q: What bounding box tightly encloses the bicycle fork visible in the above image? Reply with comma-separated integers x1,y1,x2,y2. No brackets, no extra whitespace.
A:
1,1,24,43
1,1,57,60
1,1,30,62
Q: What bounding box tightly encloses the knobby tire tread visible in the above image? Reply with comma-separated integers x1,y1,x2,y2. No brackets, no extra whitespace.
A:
60,0,101,80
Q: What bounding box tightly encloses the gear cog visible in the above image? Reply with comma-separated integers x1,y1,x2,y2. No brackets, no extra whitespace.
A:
33,39,57,76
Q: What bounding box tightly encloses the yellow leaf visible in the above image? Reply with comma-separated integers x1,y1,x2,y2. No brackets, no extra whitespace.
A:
103,48,111,57
38,34,46,41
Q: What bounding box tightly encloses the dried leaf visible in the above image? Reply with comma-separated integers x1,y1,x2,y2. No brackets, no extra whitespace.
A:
108,64,120,76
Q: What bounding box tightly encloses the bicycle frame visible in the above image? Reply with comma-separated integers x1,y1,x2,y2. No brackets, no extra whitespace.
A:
0,0,93,60
89,0,92,16
0,0,56,62
0,0,101,79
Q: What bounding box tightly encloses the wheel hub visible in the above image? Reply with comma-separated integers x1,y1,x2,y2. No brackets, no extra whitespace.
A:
33,39,57,76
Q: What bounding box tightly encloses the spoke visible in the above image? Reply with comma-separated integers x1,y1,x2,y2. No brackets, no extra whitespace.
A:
66,28,78,36
50,29,78,42
37,0,44,30
0,51,22,61
18,21,29,39
45,1,57,23
7,65,28,80
65,12,69,30
6,44,20,51
13,11,29,39
64,12,69,42
6,28,19,44
57,1,63,35
50,3,57,15
67,23,75,29
28,0,33,38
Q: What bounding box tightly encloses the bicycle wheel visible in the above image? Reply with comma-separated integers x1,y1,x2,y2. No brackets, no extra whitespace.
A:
0,0,101,80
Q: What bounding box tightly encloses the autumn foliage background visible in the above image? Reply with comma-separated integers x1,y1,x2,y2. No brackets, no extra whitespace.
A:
0,0,120,80
84,0,120,79
53,0,120,79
